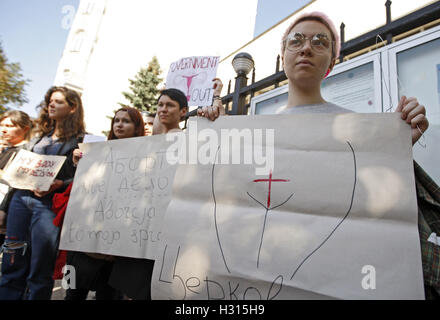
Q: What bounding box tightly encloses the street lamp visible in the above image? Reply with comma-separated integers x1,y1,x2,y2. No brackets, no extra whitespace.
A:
231,52,254,115
232,52,254,76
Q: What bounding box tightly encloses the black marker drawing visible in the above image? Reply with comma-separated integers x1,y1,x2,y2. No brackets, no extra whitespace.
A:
289,141,357,280
211,141,357,283
212,146,231,273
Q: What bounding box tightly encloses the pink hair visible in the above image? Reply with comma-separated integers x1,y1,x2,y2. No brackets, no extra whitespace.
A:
281,11,341,59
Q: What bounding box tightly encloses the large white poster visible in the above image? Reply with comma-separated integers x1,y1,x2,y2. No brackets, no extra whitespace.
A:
151,113,424,300
59,134,178,259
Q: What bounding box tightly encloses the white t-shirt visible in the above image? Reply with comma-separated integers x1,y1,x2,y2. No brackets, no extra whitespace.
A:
276,102,352,114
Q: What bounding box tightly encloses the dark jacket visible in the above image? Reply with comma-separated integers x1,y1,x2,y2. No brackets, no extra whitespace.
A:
415,161,440,299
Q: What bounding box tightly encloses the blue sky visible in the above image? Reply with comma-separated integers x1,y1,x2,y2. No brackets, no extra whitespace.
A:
0,0,79,118
254,0,312,37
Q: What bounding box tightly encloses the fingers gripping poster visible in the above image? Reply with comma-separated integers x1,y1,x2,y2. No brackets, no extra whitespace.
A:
59,134,178,259
151,113,424,300
166,56,219,106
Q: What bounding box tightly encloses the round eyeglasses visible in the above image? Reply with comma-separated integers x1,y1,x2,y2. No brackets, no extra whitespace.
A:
284,32,334,55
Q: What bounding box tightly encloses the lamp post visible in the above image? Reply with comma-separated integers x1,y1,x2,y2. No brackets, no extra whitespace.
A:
231,52,254,115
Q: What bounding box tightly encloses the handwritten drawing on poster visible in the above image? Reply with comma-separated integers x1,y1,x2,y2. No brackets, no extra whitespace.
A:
0,149,66,192
59,134,179,259
166,56,219,107
151,113,424,300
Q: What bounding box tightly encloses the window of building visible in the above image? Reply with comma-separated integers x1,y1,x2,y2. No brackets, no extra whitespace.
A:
389,25,440,184
71,30,85,52
322,60,379,113
63,69,71,78
82,1,94,14
251,86,288,114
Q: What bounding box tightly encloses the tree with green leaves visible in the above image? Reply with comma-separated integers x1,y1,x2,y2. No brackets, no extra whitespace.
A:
121,56,163,113
0,42,29,113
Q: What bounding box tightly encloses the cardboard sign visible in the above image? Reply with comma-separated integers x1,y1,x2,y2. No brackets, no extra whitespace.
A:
166,56,220,107
0,149,66,192
59,134,178,259
83,134,107,143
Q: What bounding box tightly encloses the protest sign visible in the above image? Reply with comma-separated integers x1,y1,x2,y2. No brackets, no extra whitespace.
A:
0,149,66,192
59,134,179,259
151,113,424,299
83,134,107,143
0,183,9,204
166,56,220,106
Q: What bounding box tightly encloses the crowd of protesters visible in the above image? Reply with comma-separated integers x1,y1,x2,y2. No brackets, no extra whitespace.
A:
0,11,438,300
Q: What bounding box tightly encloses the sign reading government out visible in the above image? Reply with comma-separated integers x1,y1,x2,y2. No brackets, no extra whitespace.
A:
165,56,219,107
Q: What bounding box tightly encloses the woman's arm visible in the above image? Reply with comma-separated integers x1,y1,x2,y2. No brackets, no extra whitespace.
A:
197,78,225,121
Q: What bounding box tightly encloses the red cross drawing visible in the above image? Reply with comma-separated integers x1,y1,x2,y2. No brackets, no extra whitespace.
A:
253,170,290,208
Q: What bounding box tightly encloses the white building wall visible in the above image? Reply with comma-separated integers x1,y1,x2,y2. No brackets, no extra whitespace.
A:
54,0,107,93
